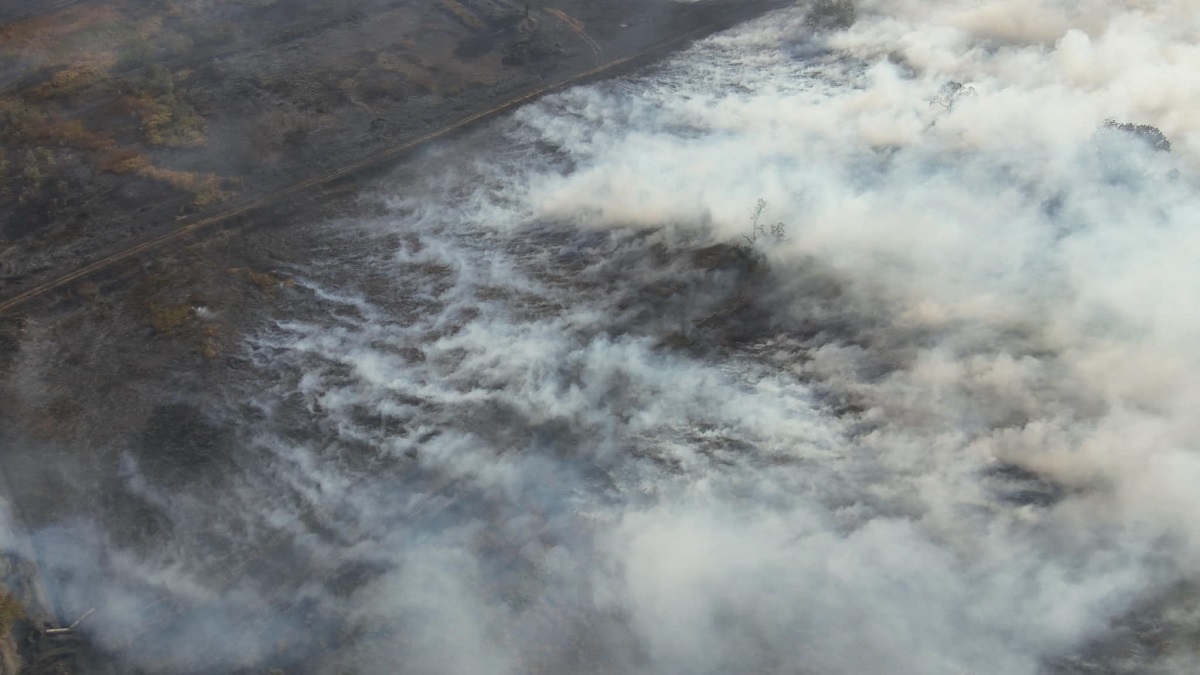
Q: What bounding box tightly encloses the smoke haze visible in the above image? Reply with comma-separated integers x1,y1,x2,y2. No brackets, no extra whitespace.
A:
9,0,1200,672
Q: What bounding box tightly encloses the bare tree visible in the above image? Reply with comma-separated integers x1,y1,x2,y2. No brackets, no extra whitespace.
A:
930,81,974,111
743,198,786,248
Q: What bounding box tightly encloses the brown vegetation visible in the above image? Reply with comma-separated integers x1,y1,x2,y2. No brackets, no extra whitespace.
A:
27,54,117,101
0,586,27,636
147,302,193,334
121,87,206,148
0,5,122,53
440,0,485,30
137,165,235,206
227,268,294,296
75,282,99,301
0,6,234,213
0,585,22,675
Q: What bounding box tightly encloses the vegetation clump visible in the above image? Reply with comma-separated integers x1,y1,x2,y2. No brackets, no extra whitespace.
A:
1102,119,1172,153
0,587,26,636
741,198,786,249
124,66,206,148
440,0,485,30
930,81,974,111
148,302,193,334
805,0,856,31
0,585,26,674
0,8,235,218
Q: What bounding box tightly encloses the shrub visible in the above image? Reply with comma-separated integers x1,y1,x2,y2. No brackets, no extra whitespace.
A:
805,0,856,31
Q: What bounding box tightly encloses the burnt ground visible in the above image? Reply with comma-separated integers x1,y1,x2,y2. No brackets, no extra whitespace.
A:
0,3,1196,672
0,0,783,303
0,171,803,674
0,1,788,672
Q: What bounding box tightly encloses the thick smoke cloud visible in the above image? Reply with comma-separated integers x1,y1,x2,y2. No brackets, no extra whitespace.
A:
12,0,1200,672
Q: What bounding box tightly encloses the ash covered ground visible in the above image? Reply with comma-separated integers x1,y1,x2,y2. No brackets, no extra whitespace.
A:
0,0,772,295
3,1,1200,674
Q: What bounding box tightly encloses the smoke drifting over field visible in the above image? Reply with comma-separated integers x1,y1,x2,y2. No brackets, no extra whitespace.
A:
10,0,1200,672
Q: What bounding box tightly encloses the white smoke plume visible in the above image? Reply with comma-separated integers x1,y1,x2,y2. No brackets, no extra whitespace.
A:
16,0,1200,673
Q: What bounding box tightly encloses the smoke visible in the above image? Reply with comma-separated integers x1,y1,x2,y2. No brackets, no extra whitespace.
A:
13,0,1200,672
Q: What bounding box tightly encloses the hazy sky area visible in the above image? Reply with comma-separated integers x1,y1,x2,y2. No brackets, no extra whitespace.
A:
7,0,1200,672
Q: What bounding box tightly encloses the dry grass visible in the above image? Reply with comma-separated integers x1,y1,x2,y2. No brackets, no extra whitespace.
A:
1,95,114,152
134,272,194,334
135,15,165,39
0,587,26,635
32,118,114,151
27,52,117,101
148,302,192,334
440,0,484,30
0,96,230,206
247,270,284,290
378,53,439,93
0,97,44,137
241,269,295,296
75,281,100,300
95,147,236,206
122,92,206,147
0,586,22,675
137,165,235,205
0,5,122,52
94,146,147,174
545,8,586,33
200,323,220,358
132,272,224,354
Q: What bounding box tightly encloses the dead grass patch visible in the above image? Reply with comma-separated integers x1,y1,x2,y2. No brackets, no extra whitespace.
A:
94,147,236,205
1,95,115,154
379,53,438,93
0,5,122,52
201,323,220,358
122,92,206,147
135,16,165,39
249,270,286,291
31,118,114,151
94,146,146,174
148,302,192,334
75,281,99,300
0,585,24,674
545,8,586,33
440,0,484,30
137,165,235,205
27,52,117,100
134,272,195,334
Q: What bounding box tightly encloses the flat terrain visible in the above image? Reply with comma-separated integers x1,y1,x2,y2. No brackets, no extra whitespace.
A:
0,0,778,306
0,1,784,672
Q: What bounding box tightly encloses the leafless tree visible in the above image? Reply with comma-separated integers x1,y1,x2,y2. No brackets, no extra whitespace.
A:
743,198,786,248
930,81,974,111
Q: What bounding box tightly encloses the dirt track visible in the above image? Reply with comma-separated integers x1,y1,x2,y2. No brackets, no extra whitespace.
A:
0,0,784,310
0,0,785,316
